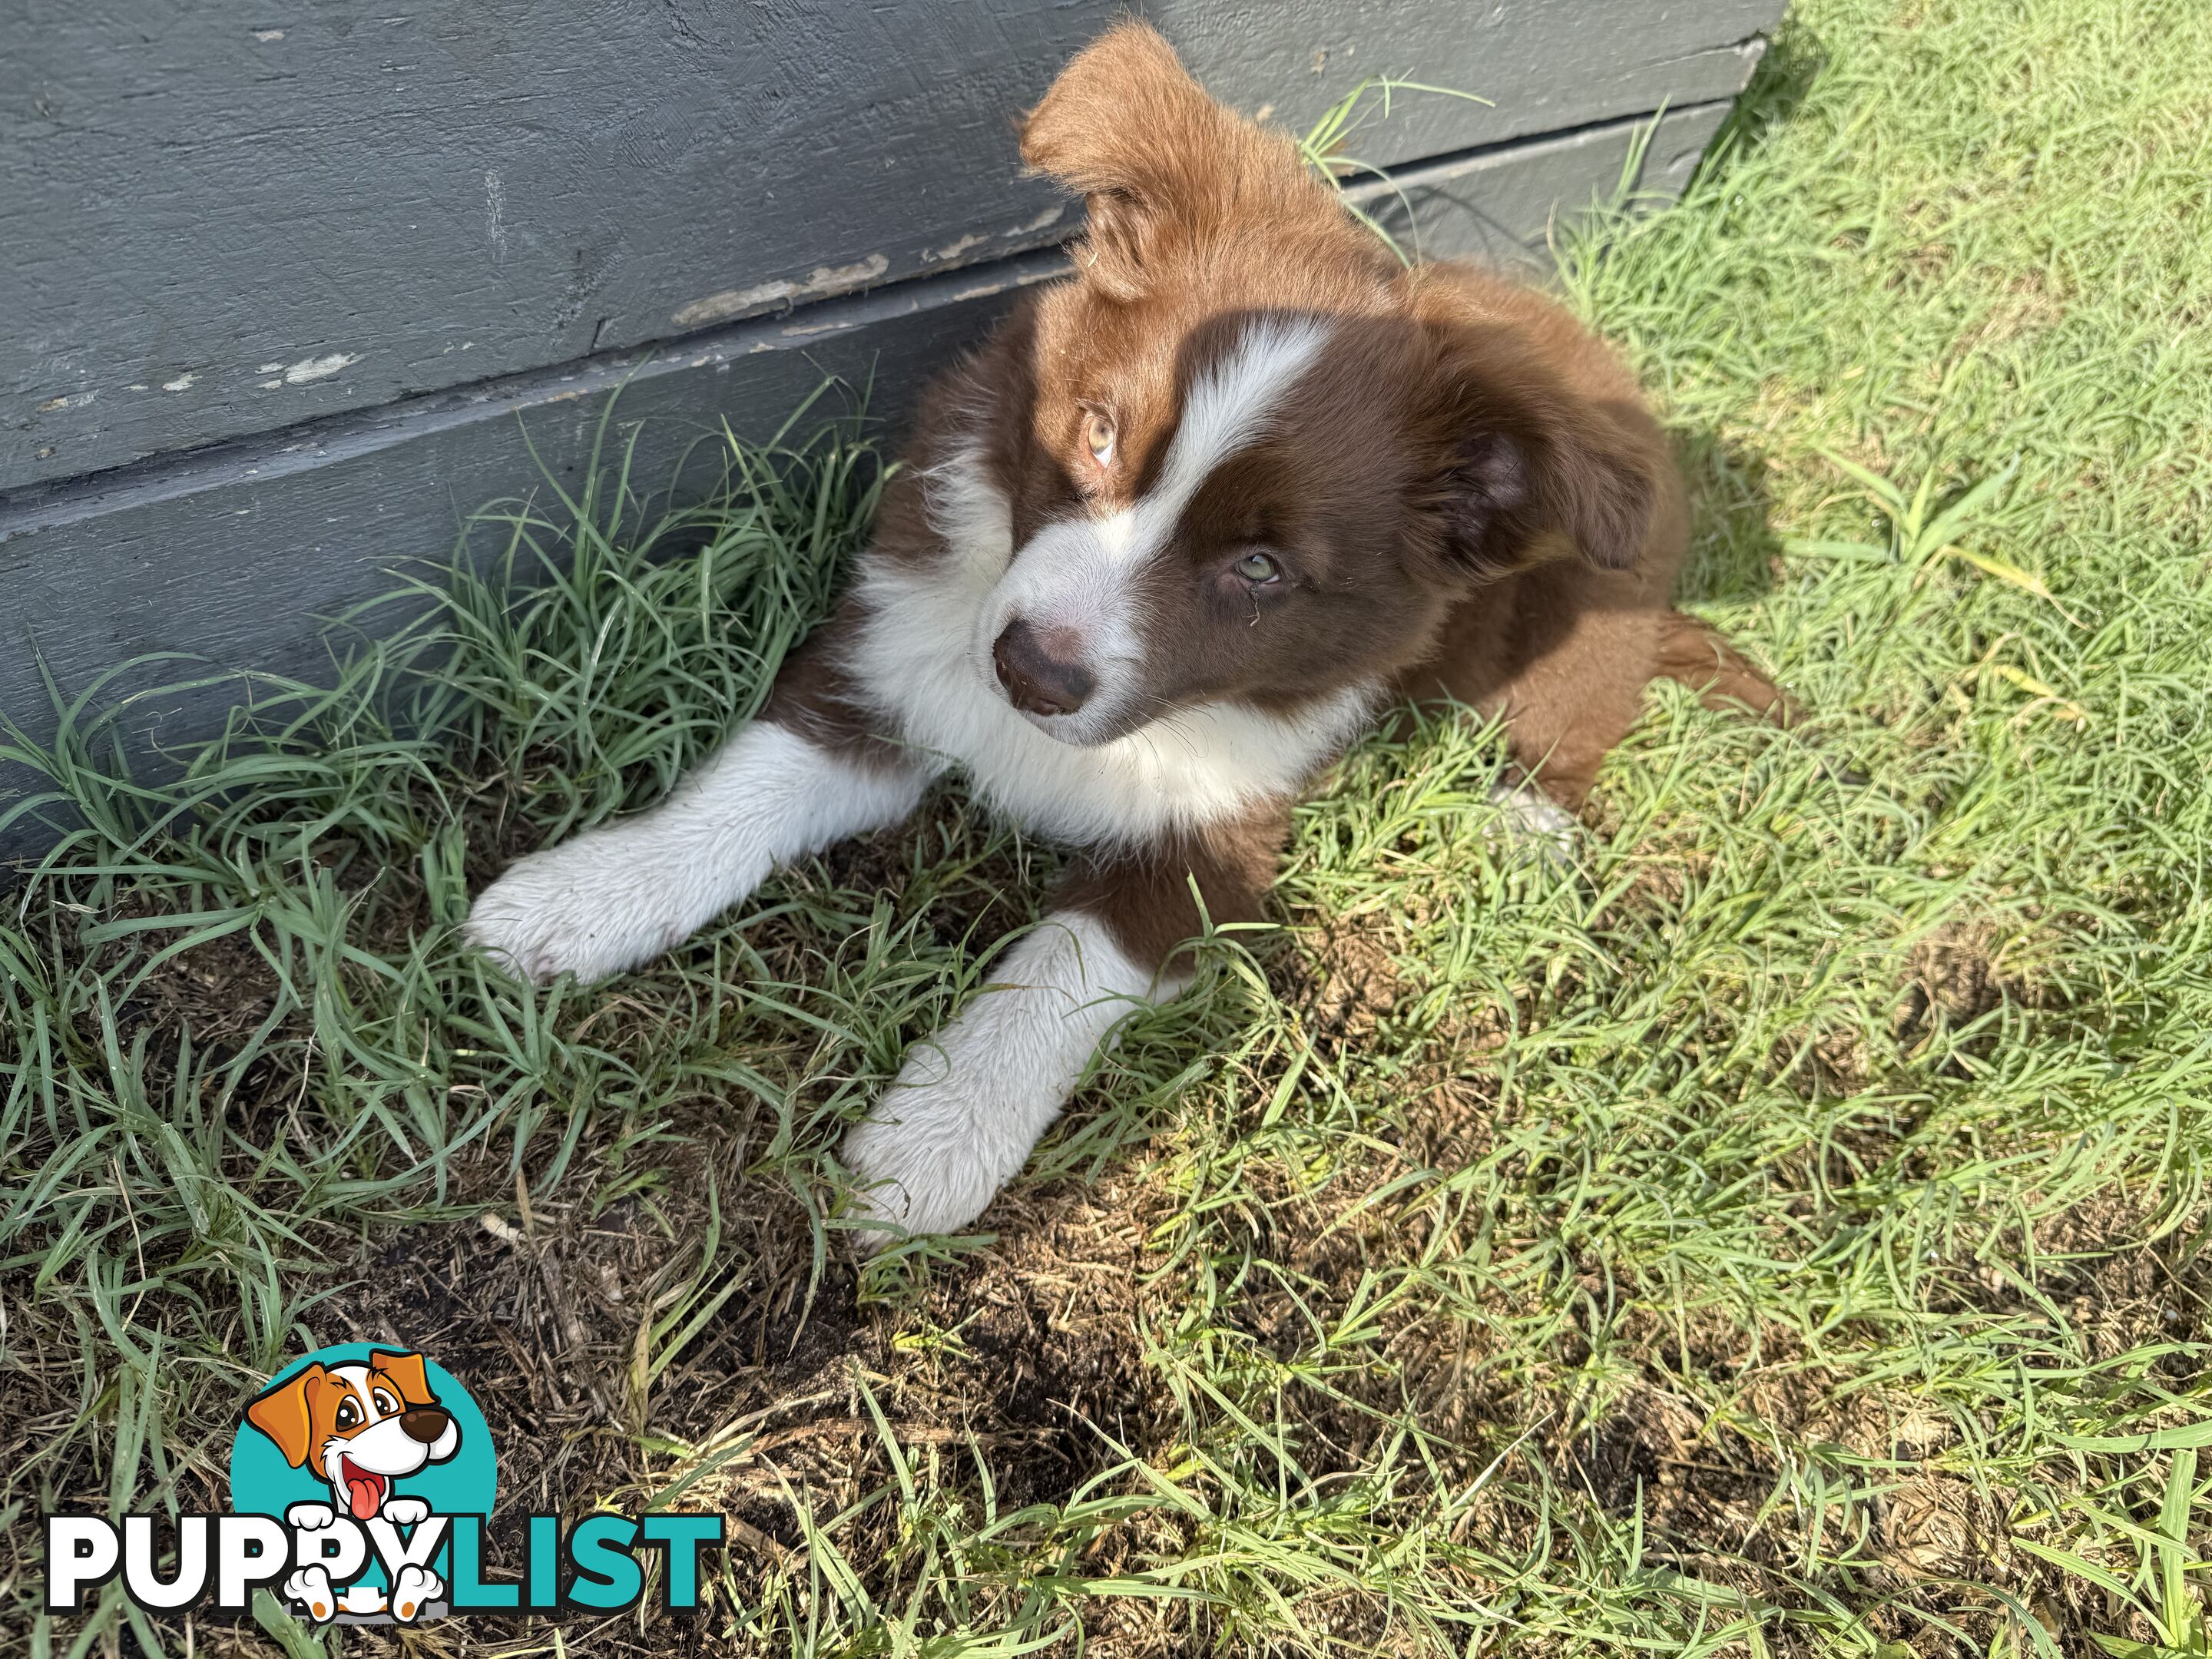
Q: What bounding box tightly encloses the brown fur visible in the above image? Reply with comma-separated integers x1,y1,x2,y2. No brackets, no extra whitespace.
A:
1056,806,1289,972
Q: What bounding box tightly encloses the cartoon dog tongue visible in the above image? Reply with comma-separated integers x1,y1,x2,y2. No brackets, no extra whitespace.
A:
342,1460,385,1520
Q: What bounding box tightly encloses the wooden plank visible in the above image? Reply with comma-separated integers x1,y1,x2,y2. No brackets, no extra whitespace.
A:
3,0,1781,489
1343,101,1738,269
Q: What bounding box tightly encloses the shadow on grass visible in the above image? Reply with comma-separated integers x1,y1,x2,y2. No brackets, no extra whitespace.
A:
1674,423,1789,608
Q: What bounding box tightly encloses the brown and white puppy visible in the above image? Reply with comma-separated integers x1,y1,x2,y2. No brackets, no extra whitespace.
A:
465,25,1783,1243
245,1349,459,1621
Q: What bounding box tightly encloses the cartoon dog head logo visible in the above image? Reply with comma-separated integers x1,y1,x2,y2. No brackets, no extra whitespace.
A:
245,1349,462,1523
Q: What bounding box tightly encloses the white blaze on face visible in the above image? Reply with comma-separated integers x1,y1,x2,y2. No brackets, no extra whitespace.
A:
978,314,1332,740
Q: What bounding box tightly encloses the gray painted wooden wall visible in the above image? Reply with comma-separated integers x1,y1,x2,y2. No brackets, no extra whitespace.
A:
1,0,1785,847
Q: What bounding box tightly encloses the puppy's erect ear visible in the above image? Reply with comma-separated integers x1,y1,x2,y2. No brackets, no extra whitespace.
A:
246,1364,323,1469
368,1349,436,1408
1019,22,1342,297
1427,342,1658,577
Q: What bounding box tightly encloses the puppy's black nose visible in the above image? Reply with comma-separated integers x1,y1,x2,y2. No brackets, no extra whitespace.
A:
992,619,1094,717
399,1406,449,1444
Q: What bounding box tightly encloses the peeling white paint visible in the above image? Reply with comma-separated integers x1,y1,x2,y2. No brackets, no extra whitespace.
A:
127,382,148,391
281,352,359,384
257,362,285,373
678,276,800,323
484,170,508,261
259,379,283,389
1007,204,1065,237
672,253,889,329
251,28,285,41
927,232,985,263
161,373,197,392
34,392,94,412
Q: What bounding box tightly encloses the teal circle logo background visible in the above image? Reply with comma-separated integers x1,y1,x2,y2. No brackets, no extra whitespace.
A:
228,1345,496,1532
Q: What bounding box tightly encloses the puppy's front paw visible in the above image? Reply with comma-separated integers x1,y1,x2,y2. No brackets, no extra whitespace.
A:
379,1496,430,1527
842,1070,1019,1248
464,831,698,985
284,1501,336,1532
389,1563,443,1623
283,1567,336,1624
840,915,1157,1252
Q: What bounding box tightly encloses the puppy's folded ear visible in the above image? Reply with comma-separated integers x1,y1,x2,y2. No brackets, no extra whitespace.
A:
247,1364,323,1469
1019,22,1346,297
369,1349,437,1406
1426,341,1659,577
1542,400,1660,573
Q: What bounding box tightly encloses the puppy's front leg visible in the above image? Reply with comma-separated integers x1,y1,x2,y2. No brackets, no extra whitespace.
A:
467,631,926,984
843,813,1282,1243
841,909,1167,1243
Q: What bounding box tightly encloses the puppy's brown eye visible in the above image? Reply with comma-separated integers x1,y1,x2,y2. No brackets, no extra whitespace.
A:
336,1399,359,1429
1082,409,1117,466
372,1389,399,1416
1234,551,1280,584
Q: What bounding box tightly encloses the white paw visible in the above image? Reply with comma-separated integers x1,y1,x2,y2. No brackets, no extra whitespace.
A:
464,829,702,984
839,915,1155,1251
379,1496,429,1527
1486,782,1577,863
389,1563,443,1623
284,1501,336,1532
842,1070,1023,1249
283,1567,336,1624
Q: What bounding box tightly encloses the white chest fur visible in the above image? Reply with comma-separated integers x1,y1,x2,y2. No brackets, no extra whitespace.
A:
844,449,1372,849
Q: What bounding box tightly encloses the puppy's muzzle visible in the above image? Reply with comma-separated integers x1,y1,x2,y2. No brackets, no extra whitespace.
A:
992,619,1095,717
399,1406,452,1445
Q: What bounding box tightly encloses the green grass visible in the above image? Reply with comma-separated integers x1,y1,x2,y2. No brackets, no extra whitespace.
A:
8,0,2212,1651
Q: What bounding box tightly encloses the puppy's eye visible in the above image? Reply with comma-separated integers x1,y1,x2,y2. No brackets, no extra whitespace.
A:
1233,551,1280,584
335,1399,359,1429
372,1389,399,1416
1082,409,1117,467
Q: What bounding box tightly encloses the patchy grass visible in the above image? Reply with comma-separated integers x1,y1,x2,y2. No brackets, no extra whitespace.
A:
8,0,2212,1651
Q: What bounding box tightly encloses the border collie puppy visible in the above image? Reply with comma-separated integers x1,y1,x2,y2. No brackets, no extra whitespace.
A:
465,24,1782,1243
